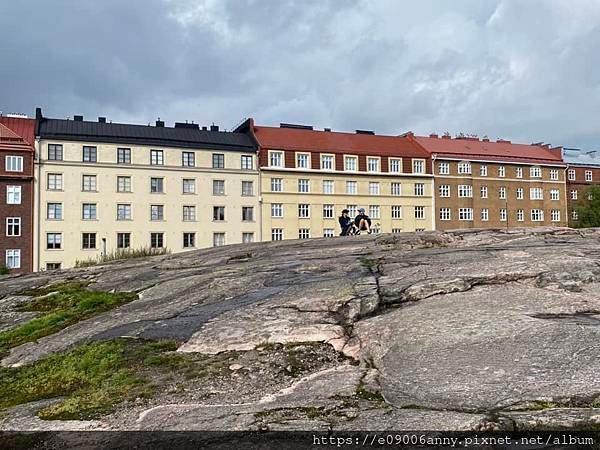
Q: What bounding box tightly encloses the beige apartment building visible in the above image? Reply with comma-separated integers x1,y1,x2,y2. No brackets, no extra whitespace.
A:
237,120,435,240
34,113,259,270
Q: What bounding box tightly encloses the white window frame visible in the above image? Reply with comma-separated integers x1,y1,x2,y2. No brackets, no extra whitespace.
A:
7,185,22,204
412,159,425,174
369,182,380,195
5,249,21,269
480,186,488,199
344,155,358,172
414,206,425,220
439,208,451,221
391,182,402,196
322,180,334,194
6,217,21,236
320,154,334,170
530,187,543,200
530,166,542,178
586,170,593,182
531,209,544,222
389,158,402,173
269,151,284,168
457,161,471,174
5,155,23,172
458,185,473,198
296,152,310,169
481,209,489,221
479,164,487,176
459,208,473,221
367,157,380,173
550,169,559,181
271,203,283,218
298,179,310,193
568,169,576,181
298,204,310,218
516,188,524,200
439,185,450,197
346,181,357,195
498,166,505,177
271,178,283,192
438,162,450,175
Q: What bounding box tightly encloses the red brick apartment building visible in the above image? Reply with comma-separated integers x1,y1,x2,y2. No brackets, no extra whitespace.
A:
0,116,36,273
561,148,600,226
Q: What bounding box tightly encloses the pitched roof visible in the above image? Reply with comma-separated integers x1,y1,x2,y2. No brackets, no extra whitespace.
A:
413,135,565,165
562,148,600,167
252,125,430,158
0,116,36,146
38,118,256,152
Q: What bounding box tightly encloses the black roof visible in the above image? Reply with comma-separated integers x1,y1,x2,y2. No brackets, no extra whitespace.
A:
37,118,256,152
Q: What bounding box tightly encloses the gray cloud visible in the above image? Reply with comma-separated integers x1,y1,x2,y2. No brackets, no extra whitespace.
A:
0,0,599,148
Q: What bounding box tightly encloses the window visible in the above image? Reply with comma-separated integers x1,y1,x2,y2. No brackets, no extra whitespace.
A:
212,153,225,169
151,205,164,221
516,188,524,199
213,180,225,195
47,173,63,190
586,170,593,182
323,229,335,238
479,165,488,176
151,177,164,193
568,169,576,181
498,166,505,177
517,209,524,222
481,209,489,221
183,179,196,194
117,204,131,220
242,232,254,243
500,208,507,221
82,146,97,162
551,210,561,222
117,233,131,249
572,210,579,220
82,203,97,220
269,151,283,168
81,233,96,250
530,166,542,178
213,206,225,221
182,152,195,167
458,185,473,198
213,233,226,247
392,228,402,234
550,169,559,181
369,182,380,195
151,150,164,165
299,229,310,239
242,207,254,221
321,155,333,170
480,186,488,198
183,232,195,248
241,155,253,170
439,208,451,221
47,233,62,249
298,204,310,218
271,228,283,241
439,162,450,175
367,157,379,172
151,232,164,248
571,189,578,200
389,159,402,173
391,183,402,196
414,206,425,220
271,203,283,218
531,209,544,222
346,205,357,217
46,263,61,271
439,185,450,197
459,208,473,221
82,233,96,249
323,204,334,219
7,186,21,204
48,144,63,160
516,167,523,178
47,203,62,220
117,148,131,164
117,176,132,193
457,161,471,174
5,155,23,172
550,189,560,200
6,217,20,236
298,179,310,193
343,155,358,171
346,181,357,194
242,181,254,196
323,180,334,194
296,153,310,168
5,250,20,269
530,188,543,200
369,205,380,219
499,187,506,200
412,159,425,174
82,175,97,192
271,178,283,192
392,206,402,219
414,183,425,196
183,205,196,221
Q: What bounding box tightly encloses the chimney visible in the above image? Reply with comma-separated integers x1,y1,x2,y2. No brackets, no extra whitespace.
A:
355,129,375,135
324,128,331,132
155,119,164,127
35,107,43,120
98,117,106,123
74,115,83,122
482,138,490,142
496,139,511,144
210,124,219,132
441,135,451,139
201,126,208,131
429,133,438,138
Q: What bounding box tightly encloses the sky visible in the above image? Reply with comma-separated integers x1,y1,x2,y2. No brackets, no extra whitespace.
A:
1,0,599,148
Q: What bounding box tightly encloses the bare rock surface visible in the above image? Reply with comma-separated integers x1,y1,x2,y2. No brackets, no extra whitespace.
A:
2,227,600,430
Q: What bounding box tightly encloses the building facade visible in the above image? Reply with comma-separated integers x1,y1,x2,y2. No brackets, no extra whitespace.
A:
411,135,568,230
237,119,435,240
0,116,36,273
34,111,259,270
562,147,600,226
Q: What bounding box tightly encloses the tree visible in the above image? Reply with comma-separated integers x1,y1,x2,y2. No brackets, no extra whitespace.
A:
575,185,600,228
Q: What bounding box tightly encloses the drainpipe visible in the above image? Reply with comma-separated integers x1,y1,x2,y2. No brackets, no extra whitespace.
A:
431,154,436,231
35,137,42,272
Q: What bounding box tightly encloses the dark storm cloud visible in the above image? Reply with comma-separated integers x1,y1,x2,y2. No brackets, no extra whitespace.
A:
1,0,600,148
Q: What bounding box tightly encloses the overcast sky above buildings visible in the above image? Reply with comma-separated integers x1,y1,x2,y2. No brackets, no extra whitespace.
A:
1,0,598,148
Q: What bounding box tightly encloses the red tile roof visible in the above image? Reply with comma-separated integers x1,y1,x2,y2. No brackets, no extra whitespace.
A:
0,116,36,147
253,125,429,158
413,136,564,165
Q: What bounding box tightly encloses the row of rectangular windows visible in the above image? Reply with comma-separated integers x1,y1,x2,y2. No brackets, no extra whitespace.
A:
269,204,427,220
438,207,561,222
270,178,426,196
439,185,561,200
568,169,595,181
270,227,427,240
441,162,560,180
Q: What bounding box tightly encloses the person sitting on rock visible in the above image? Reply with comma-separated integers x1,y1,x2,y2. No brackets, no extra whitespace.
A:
354,208,372,234
339,209,355,236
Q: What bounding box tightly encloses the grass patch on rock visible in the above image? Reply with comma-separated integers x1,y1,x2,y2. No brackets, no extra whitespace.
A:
0,282,137,358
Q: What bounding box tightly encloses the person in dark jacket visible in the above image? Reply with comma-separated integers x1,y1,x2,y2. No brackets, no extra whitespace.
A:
339,209,354,236
354,208,372,234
